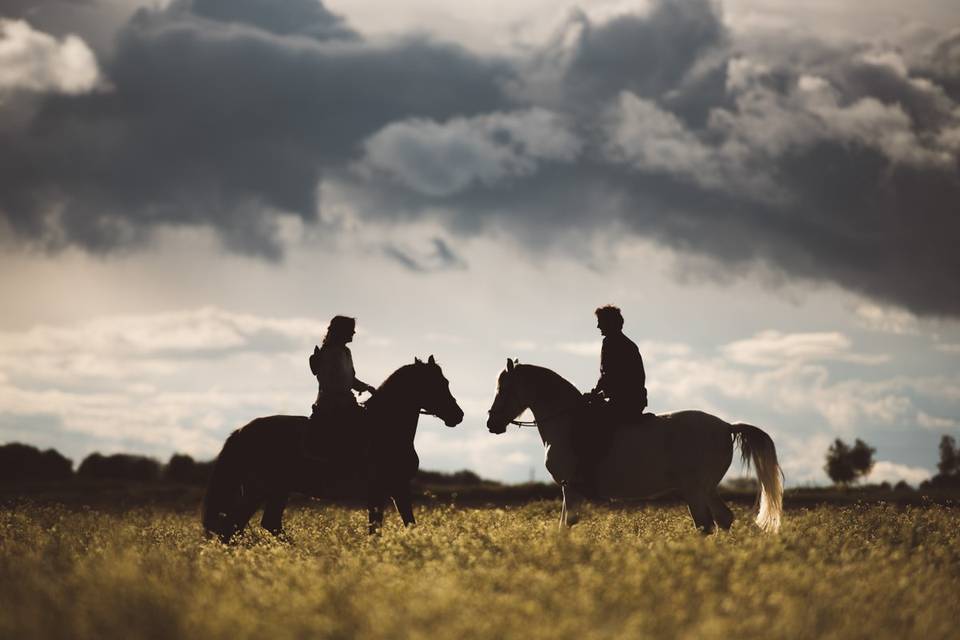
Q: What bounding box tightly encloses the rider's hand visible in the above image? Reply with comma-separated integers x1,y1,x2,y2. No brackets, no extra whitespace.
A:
364,384,377,395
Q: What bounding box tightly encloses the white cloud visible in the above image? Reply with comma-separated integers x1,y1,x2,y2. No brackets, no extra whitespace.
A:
854,304,920,335
653,353,932,432
0,379,298,457
717,62,959,170
916,411,958,430
555,339,691,360
360,108,582,196
606,55,960,202
0,306,325,361
555,340,602,357
777,433,834,484
605,92,717,183
503,340,538,351
415,428,542,479
722,330,888,367
0,19,100,95
0,307,331,457
424,332,465,345
867,460,931,486
637,340,692,361
935,343,960,354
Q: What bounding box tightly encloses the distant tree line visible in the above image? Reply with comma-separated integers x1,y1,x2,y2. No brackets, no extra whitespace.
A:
0,442,215,486
0,442,494,488
823,434,960,489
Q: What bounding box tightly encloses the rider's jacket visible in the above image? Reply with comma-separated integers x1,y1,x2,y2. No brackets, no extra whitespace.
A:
597,331,647,408
313,343,361,407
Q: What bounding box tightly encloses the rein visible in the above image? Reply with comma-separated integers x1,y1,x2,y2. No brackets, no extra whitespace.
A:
508,401,584,429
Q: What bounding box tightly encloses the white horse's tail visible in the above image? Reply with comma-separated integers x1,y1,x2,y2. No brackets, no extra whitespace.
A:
731,423,784,533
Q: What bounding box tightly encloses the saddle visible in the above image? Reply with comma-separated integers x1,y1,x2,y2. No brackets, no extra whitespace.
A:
304,401,368,463
571,400,654,495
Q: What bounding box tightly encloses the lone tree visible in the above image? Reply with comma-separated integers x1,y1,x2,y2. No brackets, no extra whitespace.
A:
937,435,959,478
825,438,876,486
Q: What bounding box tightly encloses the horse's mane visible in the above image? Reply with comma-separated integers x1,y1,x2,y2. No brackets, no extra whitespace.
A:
365,362,430,412
516,364,582,403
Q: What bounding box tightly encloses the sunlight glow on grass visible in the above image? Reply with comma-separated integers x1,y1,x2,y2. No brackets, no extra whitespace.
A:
1,502,958,639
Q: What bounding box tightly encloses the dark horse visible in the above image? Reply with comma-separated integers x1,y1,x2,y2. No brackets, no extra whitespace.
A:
202,356,464,542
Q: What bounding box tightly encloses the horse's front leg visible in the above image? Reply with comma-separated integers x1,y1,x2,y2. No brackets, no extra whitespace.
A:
368,485,387,535
260,490,290,539
392,484,416,527
560,483,582,528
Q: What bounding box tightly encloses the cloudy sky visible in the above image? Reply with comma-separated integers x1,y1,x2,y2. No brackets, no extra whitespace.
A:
2,0,959,485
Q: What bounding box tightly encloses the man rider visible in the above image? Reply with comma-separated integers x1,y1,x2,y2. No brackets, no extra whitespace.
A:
306,315,376,456
572,305,648,493
590,304,647,422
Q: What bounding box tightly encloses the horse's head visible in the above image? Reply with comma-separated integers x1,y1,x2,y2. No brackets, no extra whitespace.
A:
487,358,526,434
414,355,464,428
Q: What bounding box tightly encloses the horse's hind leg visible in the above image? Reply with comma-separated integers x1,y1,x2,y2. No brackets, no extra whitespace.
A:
682,487,717,535
227,494,262,542
560,483,582,528
392,486,416,527
707,489,734,531
260,491,289,538
368,489,387,535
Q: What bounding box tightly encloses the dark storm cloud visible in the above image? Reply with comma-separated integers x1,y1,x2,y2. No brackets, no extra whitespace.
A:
181,0,358,40
2,0,960,315
563,0,726,104
0,0,511,257
382,237,467,273
349,1,960,316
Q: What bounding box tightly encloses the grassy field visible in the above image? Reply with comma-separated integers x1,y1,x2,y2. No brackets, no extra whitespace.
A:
1,500,958,640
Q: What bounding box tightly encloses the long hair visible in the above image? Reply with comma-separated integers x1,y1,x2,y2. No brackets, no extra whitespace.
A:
322,315,355,346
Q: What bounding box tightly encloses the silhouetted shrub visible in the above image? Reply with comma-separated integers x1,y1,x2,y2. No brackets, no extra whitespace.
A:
77,453,161,483
938,435,959,477
415,469,489,486
825,438,876,486
163,454,214,485
922,435,960,489
0,442,73,484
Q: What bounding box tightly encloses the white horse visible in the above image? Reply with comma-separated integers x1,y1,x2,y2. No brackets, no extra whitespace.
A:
486,360,783,533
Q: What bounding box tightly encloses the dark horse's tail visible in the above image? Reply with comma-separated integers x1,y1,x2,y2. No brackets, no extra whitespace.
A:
731,423,784,534
202,428,246,542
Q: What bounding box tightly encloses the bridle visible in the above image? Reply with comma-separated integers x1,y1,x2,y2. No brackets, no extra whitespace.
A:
490,369,585,429
490,400,585,429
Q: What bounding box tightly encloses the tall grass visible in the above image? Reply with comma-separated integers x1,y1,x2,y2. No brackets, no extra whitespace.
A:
1,501,958,639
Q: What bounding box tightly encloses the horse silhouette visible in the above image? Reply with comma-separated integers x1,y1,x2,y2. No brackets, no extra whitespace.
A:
487,360,782,533
202,356,463,542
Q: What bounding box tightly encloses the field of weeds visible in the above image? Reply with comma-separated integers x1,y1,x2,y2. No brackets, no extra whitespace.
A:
1,500,958,640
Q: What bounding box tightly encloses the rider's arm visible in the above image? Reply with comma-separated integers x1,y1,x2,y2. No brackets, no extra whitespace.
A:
352,377,376,394
594,337,612,395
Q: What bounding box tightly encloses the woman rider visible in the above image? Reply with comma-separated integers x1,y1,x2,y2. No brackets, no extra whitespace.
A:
306,315,376,456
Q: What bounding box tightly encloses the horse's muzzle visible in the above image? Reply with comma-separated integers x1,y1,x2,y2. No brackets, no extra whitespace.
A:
444,407,464,428
486,417,507,434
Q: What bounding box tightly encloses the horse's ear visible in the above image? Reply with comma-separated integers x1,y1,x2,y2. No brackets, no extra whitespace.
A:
313,345,320,355
415,357,423,364
513,358,520,366
428,354,436,364
506,358,514,371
